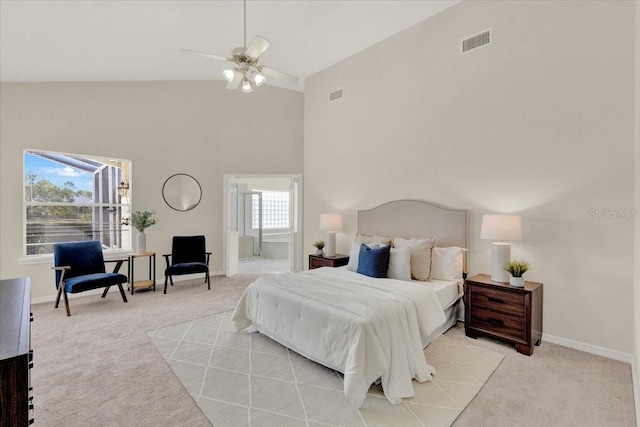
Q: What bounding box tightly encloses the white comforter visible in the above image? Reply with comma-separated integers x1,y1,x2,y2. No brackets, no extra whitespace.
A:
232,267,447,408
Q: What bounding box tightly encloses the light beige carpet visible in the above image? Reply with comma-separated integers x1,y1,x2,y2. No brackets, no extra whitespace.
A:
29,274,636,427
149,310,504,427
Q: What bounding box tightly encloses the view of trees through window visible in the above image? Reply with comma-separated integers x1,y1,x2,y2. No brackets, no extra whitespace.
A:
24,150,131,255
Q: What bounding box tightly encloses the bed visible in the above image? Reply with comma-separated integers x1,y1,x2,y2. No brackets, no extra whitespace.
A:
232,200,468,408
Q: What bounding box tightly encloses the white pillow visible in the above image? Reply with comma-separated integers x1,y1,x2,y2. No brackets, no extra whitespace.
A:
347,240,382,272
387,245,411,281
431,246,467,281
356,233,393,246
393,237,436,281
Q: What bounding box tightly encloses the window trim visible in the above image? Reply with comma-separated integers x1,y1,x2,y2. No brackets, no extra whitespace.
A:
23,149,132,257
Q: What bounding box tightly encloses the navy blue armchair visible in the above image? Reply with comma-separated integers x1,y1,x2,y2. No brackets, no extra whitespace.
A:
163,236,211,294
52,241,128,316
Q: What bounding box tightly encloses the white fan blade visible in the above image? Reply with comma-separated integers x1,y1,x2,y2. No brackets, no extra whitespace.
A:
179,49,232,62
244,36,271,59
261,66,299,85
226,73,242,90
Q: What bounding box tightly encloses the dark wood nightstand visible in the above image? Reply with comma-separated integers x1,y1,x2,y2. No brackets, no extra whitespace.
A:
309,254,349,269
464,274,543,356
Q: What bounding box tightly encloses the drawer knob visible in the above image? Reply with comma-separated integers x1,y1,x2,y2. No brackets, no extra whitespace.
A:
487,296,505,304
488,317,505,326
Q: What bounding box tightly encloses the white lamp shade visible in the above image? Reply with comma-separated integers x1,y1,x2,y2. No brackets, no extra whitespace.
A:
241,78,253,93
222,69,235,82
254,73,265,86
319,213,342,231
480,214,522,241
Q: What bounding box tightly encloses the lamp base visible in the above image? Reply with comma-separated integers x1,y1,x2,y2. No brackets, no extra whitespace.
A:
325,231,337,257
491,243,511,282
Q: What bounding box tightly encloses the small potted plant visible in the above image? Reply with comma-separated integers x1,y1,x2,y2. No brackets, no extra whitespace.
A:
504,259,530,288
312,240,325,256
127,210,158,253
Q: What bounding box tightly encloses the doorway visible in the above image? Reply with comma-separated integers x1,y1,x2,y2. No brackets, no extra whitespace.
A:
223,174,302,276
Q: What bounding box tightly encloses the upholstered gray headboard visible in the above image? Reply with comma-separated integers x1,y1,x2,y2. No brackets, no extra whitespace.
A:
358,200,468,271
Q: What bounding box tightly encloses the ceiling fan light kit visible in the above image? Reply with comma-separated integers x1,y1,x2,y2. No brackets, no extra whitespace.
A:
180,0,299,93
241,78,253,93
222,69,235,82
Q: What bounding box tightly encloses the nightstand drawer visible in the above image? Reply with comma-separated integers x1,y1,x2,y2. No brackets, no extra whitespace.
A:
309,254,349,270
468,307,526,342
311,257,334,268
469,285,525,316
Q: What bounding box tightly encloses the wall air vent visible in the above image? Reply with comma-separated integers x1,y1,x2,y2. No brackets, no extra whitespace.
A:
329,88,344,103
461,29,492,55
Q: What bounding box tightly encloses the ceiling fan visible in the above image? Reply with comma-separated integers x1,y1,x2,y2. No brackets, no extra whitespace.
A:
179,0,299,93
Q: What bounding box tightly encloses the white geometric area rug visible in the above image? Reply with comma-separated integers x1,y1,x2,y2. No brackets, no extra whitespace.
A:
148,310,503,427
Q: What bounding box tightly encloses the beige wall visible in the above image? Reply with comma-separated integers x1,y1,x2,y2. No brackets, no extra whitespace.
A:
634,0,640,416
304,0,635,354
0,81,303,300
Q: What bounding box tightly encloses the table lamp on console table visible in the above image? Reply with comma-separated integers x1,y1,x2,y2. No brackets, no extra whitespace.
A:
480,214,522,282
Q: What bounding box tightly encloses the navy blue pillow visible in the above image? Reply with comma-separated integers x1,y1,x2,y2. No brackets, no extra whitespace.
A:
357,244,391,278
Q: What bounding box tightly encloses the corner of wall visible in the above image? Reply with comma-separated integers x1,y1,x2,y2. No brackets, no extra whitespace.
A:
633,0,640,423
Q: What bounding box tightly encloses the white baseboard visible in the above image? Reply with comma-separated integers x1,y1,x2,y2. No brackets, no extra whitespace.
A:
32,271,226,305
542,332,632,364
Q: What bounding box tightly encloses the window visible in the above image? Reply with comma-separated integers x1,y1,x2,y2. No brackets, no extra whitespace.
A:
23,149,131,256
252,190,289,229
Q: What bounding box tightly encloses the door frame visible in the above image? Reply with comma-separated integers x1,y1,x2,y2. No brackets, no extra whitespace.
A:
222,174,303,276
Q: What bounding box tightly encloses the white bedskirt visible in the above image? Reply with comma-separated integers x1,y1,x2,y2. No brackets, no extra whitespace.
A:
232,268,447,408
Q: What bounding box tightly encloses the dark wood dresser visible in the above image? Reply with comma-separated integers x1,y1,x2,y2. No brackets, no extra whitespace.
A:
309,254,349,269
464,274,543,356
0,277,34,426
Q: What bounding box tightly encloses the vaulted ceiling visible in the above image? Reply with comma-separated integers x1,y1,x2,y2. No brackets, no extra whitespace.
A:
0,0,461,91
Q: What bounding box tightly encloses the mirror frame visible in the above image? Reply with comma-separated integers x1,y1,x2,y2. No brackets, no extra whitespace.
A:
162,173,202,212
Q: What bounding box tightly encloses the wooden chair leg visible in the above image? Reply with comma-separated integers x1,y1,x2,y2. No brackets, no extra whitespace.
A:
62,289,71,316
101,286,111,298
117,284,128,303
55,285,63,309
170,276,174,286
207,271,210,290
164,276,169,294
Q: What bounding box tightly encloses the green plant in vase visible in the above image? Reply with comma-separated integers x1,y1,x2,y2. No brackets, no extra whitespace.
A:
126,210,158,253
312,240,325,255
504,259,530,288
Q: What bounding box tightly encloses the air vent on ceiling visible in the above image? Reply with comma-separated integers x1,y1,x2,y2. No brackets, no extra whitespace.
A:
460,29,492,55
329,88,344,103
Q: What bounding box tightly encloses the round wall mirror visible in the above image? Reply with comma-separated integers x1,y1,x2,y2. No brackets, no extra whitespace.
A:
162,173,202,212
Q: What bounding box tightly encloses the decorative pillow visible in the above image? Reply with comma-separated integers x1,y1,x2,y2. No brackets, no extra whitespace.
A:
393,237,436,281
357,244,391,278
347,238,384,272
431,246,467,281
387,245,411,281
356,233,393,246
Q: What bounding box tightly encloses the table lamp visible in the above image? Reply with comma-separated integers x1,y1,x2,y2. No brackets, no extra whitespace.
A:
319,213,342,257
480,214,522,282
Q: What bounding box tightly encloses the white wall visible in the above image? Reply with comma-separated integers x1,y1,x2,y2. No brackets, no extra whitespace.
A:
0,81,303,300
304,0,635,354
633,0,640,419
